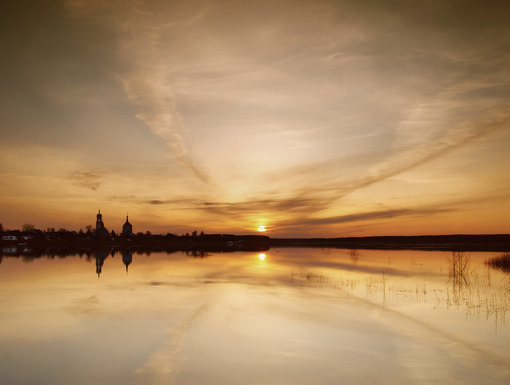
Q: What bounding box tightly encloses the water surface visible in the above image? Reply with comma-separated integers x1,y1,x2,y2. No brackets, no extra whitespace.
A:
0,248,509,384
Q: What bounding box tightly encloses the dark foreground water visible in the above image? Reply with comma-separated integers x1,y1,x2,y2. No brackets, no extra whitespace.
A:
0,248,509,384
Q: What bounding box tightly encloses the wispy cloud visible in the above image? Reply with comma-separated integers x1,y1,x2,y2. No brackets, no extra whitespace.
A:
146,198,198,207
277,207,454,231
67,169,105,191
358,116,509,188
114,2,208,182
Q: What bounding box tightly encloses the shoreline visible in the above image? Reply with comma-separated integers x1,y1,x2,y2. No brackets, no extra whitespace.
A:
269,234,510,252
1,233,510,255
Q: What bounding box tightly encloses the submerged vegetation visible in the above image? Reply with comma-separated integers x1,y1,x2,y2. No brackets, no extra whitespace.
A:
288,250,508,325
485,253,510,273
447,251,471,287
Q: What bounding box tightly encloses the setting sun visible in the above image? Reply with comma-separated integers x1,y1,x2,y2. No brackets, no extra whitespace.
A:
257,225,267,232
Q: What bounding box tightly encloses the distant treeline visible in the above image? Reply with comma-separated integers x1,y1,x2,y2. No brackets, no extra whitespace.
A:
270,234,510,251
0,230,270,258
2,230,510,259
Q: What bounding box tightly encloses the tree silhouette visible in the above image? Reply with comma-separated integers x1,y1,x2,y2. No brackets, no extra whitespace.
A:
22,223,35,232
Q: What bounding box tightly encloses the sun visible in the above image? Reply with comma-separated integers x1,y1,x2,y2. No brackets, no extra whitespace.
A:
257,225,267,232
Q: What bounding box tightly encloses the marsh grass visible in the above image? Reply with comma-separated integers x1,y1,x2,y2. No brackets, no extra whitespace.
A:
349,249,359,264
290,252,507,324
447,251,470,288
290,270,329,287
485,253,510,273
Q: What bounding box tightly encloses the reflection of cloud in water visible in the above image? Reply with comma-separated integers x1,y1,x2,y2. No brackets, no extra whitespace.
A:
370,298,510,381
1,248,509,384
66,295,103,316
133,303,209,385
290,259,507,327
290,259,407,277
287,269,510,379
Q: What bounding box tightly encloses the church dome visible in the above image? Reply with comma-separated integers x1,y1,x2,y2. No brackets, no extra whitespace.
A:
122,215,133,236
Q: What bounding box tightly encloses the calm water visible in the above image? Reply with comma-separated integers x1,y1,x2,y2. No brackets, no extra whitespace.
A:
0,248,509,384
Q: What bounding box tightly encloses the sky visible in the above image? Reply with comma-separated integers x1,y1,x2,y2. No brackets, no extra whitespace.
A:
1,0,509,237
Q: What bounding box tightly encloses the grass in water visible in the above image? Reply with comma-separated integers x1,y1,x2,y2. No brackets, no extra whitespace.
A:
485,253,510,273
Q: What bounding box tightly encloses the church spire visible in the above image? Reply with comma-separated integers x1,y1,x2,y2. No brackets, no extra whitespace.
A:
95,209,108,236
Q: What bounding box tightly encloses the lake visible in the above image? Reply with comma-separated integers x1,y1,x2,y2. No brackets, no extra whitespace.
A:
0,248,509,384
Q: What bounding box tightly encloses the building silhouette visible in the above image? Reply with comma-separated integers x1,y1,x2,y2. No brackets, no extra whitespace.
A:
122,250,133,273
122,215,133,236
94,249,109,277
95,210,109,237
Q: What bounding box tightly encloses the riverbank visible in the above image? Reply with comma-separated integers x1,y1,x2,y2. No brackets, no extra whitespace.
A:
2,232,509,256
270,234,510,251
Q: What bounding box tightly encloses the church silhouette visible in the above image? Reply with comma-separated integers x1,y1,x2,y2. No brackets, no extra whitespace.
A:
94,210,133,236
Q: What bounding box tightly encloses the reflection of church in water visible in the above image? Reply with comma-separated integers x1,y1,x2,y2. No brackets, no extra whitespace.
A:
122,250,132,272
94,249,109,277
93,249,134,277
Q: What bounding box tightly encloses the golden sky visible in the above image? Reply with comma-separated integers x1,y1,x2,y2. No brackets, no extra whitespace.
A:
1,0,509,236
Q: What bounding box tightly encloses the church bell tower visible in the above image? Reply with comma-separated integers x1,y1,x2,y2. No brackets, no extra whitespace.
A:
96,210,104,232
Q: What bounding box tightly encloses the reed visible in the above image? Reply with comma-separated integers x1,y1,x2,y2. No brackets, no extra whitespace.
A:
447,251,470,286
485,253,510,273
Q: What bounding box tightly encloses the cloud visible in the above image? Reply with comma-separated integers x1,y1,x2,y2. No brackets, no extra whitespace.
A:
67,169,104,190
143,104,508,221
115,2,209,183
214,110,507,209
107,195,137,202
146,198,200,207
364,115,510,189
270,114,510,215
274,189,510,233
277,207,454,230
64,0,210,183
198,196,333,214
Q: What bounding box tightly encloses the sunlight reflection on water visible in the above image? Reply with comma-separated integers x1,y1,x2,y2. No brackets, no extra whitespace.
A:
0,248,509,384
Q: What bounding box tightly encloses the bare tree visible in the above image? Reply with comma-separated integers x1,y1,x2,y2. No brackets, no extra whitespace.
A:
22,223,35,232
